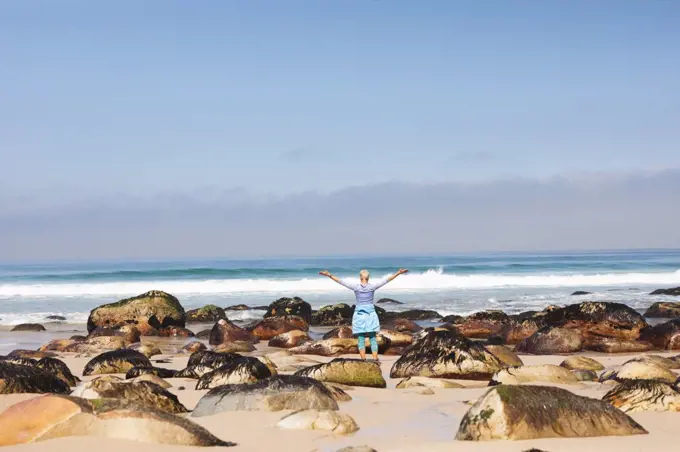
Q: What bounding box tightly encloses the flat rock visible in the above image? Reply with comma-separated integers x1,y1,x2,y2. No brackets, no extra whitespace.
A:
623,355,680,370
379,329,413,347
573,369,598,381
83,349,152,376
583,337,653,353
294,358,386,388
396,376,464,389
603,379,680,413
10,323,46,332
323,326,354,339
388,309,442,321
515,327,583,355
192,375,338,416
382,317,422,333
8,349,55,359
376,298,403,305
489,364,580,386
322,383,353,402
650,287,680,296
560,356,605,371
456,385,647,440
277,409,359,434
288,338,360,356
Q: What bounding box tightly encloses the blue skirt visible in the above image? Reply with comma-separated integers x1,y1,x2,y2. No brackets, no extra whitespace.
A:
352,304,380,334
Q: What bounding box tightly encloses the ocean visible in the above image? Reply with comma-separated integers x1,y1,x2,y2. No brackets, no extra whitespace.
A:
1,249,679,326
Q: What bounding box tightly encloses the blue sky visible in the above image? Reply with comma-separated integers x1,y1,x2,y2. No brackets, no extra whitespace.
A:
2,1,680,259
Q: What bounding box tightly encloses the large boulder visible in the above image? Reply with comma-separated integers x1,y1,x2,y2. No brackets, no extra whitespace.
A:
0,394,232,446
185,304,227,322
87,290,186,334
277,410,359,434
499,311,548,344
195,357,272,389
63,336,129,354
248,315,309,340
453,311,510,339
36,357,80,387
269,330,311,348
265,297,312,324
639,318,680,349
389,330,504,380
650,287,680,296
10,323,46,332
540,301,647,340
0,361,71,394
294,358,386,388
86,380,188,414
192,375,338,416
82,349,152,376
515,327,583,355
485,345,523,367
603,380,680,413
456,385,647,440
644,302,680,318
383,317,423,333
599,360,677,384
560,356,604,371
209,318,257,345
489,364,580,386
311,304,353,326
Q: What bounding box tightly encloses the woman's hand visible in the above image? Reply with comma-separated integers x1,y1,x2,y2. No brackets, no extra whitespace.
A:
319,270,331,277
397,268,409,275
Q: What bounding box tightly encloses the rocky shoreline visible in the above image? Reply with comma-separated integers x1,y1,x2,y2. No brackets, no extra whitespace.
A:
2,287,680,450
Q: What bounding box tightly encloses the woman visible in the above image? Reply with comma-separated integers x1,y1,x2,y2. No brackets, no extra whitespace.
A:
319,268,408,362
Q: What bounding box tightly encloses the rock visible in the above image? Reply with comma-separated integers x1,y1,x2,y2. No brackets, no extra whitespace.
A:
265,297,312,324
225,304,268,311
323,326,354,339
192,375,338,416
499,315,546,344
248,315,309,340
311,304,353,326
389,309,441,321
10,323,46,332
560,356,605,371
45,315,67,321
89,325,141,343
382,317,423,333
195,357,272,389
403,385,435,395
573,369,598,381
8,349,55,359
96,380,188,413
289,338,358,356
212,341,256,353
644,302,680,318
489,364,580,385
454,311,510,338
158,326,195,337
130,343,162,358
196,329,212,339
0,356,37,367
395,376,464,389
376,298,403,304
0,394,232,446
650,287,680,296
624,354,680,369
600,361,677,384
188,349,240,368
0,361,71,394
322,383,353,402
63,336,128,354
583,337,653,353
639,318,680,349
175,365,215,379
456,385,647,440
87,290,185,334
186,304,227,322
515,327,583,355
571,291,592,296
541,301,647,340
209,318,258,345
378,329,413,347
40,339,79,352
36,357,80,387
485,345,523,367
269,330,311,348
125,366,177,379
277,409,359,434
83,349,152,376
603,380,680,413
336,447,377,452
294,358,386,388
441,314,464,323
182,341,207,353
132,374,172,388
390,330,504,380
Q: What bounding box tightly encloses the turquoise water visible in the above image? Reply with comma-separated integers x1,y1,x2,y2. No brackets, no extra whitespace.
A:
1,249,679,325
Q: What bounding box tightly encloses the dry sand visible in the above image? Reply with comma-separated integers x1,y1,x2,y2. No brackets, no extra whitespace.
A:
1,340,678,452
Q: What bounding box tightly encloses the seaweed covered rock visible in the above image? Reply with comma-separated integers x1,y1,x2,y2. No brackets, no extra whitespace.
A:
0,355,37,366
192,375,338,416
603,379,680,412
87,290,186,334
623,354,680,370
515,327,583,355
560,356,604,371
248,315,309,340
456,385,647,440
209,318,257,346
130,343,162,358
650,287,680,296
489,364,580,386
83,349,152,376
186,304,227,323
0,361,70,394
323,326,354,340
599,360,677,384
583,337,653,353
277,409,359,434
639,318,680,349
8,349,55,359
454,311,510,339
541,301,647,340
269,330,311,348
322,383,353,402
10,323,46,332
196,357,272,389
0,394,232,447
311,304,353,326
389,330,504,380
294,358,386,388
644,302,680,318
188,349,241,368
125,366,177,379
265,297,312,324
485,345,523,367
36,357,80,387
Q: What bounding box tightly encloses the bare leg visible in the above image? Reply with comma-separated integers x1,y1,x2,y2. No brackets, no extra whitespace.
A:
357,333,367,360
369,333,379,361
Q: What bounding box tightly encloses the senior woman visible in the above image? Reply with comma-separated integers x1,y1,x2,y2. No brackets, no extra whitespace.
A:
319,268,408,361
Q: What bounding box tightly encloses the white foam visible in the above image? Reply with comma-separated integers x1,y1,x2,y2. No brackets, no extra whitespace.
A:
0,267,678,298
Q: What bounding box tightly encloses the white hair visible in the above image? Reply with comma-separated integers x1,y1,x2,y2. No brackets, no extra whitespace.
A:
359,269,370,280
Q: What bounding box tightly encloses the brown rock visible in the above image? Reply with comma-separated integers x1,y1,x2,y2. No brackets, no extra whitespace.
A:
583,337,654,353
378,329,413,347
8,349,56,359
182,341,207,353
158,326,195,337
541,301,647,340
212,341,256,353
603,380,680,413
10,323,46,332
82,349,152,376
249,315,309,340
489,364,580,385
454,311,510,338
382,317,423,333
129,343,162,358
311,304,353,326
560,356,604,371
269,330,311,348
639,318,680,349
323,326,355,339
644,302,680,318
486,345,523,367
209,318,258,345
515,327,583,355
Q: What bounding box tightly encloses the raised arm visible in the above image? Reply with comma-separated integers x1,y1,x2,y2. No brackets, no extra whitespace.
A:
370,268,409,290
319,270,358,290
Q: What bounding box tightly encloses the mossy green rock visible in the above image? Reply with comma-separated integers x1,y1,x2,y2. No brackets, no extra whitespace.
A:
87,290,186,333
294,358,387,388
186,305,226,323
457,385,647,440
